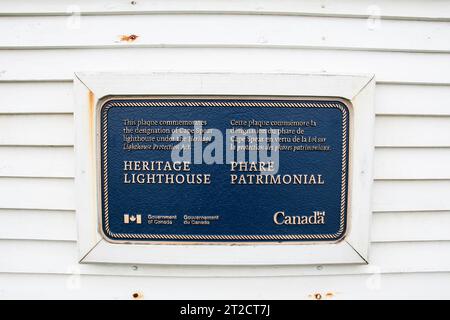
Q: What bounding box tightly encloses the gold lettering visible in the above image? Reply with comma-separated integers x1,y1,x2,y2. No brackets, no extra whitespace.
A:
273,211,285,225
123,161,133,171
273,211,326,225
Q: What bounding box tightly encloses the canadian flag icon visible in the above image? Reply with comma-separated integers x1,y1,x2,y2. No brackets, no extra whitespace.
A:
124,214,142,224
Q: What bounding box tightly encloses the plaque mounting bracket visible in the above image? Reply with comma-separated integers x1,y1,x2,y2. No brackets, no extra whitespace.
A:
74,71,375,265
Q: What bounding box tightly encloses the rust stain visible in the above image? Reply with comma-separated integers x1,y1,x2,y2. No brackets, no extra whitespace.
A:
309,292,335,300
325,292,335,299
120,34,139,42
87,90,97,237
88,90,95,151
88,90,95,129
88,90,95,114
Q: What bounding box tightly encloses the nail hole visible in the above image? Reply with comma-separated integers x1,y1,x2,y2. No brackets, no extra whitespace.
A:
132,292,143,299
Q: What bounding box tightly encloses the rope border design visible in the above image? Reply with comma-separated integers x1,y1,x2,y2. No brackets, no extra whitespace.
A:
100,99,349,241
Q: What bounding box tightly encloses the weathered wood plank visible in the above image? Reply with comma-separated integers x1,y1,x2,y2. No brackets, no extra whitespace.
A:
0,240,449,278
0,177,447,213
0,114,73,146
0,49,449,84
2,209,448,243
0,0,449,20
1,272,450,299
0,15,449,52
0,81,73,113
371,211,450,242
375,116,450,147
0,209,76,241
374,148,450,180
0,113,448,147
0,146,74,177
2,82,449,115
375,84,450,116
373,180,450,212
0,178,74,210
2,146,448,180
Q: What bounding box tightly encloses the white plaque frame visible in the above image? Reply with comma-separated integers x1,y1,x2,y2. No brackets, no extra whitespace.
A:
74,72,375,265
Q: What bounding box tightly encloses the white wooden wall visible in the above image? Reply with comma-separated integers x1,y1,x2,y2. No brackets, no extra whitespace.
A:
0,0,449,299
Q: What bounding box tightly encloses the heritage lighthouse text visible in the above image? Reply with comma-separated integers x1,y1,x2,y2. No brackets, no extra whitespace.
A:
122,161,325,185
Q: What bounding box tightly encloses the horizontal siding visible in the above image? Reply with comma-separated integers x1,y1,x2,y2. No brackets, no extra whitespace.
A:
1,114,449,147
1,272,449,300
1,15,449,52
1,49,450,83
0,0,449,299
374,148,450,180
2,209,449,243
371,211,450,242
0,178,74,210
0,178,448,213
0,147,74,177
375,84,450,116
1,146,449,180
0,209,76,241
373,180,450,212
0,114,73,146
0,240,449,277
374,116,450,147
0,81,73,114
2,82,449,116
1,0,449,20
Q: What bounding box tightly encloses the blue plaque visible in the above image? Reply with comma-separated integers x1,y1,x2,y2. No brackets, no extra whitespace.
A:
99,97,350,243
